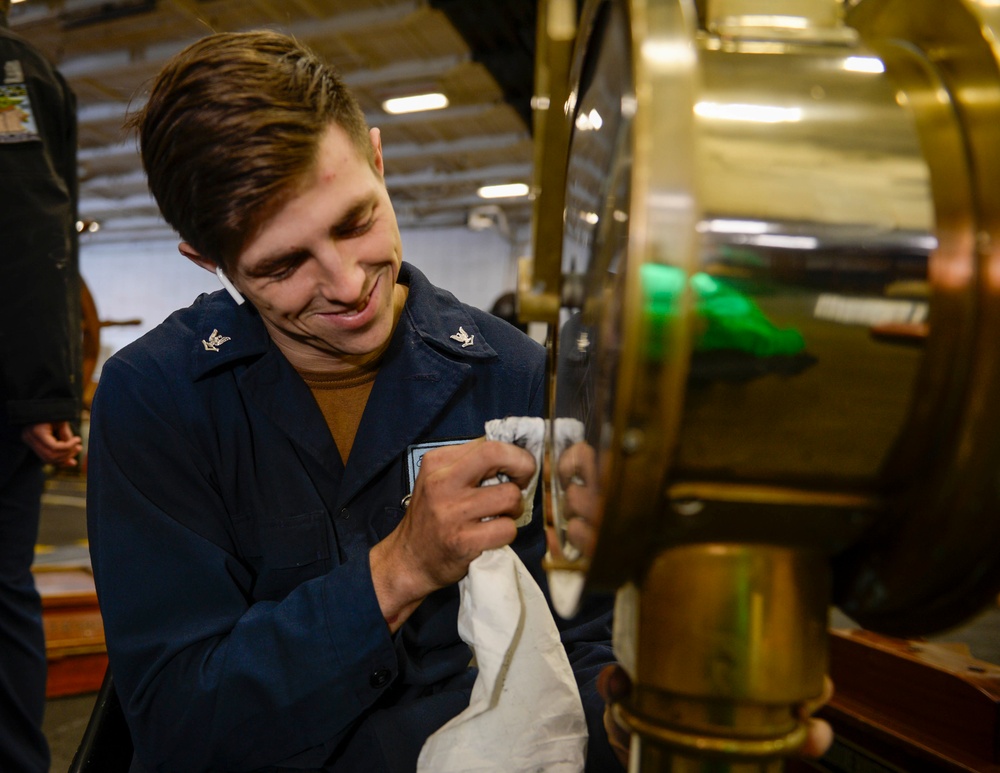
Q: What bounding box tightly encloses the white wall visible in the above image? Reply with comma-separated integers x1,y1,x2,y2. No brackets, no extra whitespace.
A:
81,238,216,372
80,225,523,374
401,226,520,310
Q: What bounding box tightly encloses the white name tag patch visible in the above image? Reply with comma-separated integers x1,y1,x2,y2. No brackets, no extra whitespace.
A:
405,438,473,492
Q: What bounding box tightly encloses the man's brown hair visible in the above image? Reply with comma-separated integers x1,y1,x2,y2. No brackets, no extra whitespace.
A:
127,30,372,271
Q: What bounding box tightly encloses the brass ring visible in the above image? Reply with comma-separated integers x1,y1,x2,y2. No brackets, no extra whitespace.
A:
613,702,809,759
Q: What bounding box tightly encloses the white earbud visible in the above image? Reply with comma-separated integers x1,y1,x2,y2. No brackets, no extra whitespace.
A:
216,265,246,305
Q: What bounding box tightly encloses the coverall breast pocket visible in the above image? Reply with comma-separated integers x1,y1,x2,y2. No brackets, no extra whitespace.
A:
261,510,331,569
252,510,333,601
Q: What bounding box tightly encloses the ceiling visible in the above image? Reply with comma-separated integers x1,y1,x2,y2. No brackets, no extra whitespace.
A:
9,0,541,245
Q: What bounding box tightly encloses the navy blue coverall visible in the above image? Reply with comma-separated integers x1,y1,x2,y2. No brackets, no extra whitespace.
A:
87,263,620,772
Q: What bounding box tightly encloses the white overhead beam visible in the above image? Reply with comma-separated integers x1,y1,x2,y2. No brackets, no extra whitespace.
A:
78,142,137,162
79,162,534,219
79,99,501,131
344,54,468,89
79,132,528,176
385,163,532,188
382,132,528,160
78,171,535,225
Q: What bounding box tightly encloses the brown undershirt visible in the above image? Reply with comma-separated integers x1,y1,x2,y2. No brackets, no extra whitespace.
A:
299,364,378,464
296,283,409,464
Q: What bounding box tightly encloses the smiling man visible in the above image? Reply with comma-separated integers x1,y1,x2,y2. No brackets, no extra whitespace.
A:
85,31,620,773
181,122,407,373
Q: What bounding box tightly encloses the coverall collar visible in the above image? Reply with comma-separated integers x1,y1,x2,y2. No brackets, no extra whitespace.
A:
186,262,501,508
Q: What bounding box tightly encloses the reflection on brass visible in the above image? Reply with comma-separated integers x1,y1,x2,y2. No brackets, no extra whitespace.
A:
667,483,880,509
676,9,934,493
530,0,1000,768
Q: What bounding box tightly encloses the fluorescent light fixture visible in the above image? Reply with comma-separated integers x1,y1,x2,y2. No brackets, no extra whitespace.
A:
477,183,529,199
843,56,885,74
382,92,449,115
694,102,803,123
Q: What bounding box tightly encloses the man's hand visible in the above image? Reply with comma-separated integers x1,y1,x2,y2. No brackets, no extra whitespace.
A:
369,438,537,631
799,675,835,758
596,663,835,768
554,441,600,558
21,421,82,467
596,664,632,767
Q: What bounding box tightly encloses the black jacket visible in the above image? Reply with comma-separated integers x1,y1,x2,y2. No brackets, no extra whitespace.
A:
0,21,80,428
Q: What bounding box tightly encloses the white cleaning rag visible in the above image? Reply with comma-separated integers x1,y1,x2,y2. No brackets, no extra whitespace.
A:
416,417,588,773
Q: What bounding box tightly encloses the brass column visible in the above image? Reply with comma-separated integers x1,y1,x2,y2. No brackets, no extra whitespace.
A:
614,545,829,771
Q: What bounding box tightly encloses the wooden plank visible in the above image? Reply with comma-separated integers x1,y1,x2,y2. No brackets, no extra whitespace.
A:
34,566,98,606
43,606,105,653
47,652,108,699
34,567,108,698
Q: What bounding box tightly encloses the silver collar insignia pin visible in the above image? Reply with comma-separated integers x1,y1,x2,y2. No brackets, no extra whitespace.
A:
450,326,475,348
202,329,232,352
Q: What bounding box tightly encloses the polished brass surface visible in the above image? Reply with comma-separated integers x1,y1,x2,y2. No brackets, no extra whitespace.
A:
542,0,940,604
520,0,579,325
544,0,700,617
833,0,1000,636
675,31,932,489
708,0,842,30
541,0,1000,629
615,545,828,769
529,0,1000,768
619,706,800,772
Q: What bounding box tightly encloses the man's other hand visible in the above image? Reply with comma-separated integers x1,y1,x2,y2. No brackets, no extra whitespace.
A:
21,421,82,467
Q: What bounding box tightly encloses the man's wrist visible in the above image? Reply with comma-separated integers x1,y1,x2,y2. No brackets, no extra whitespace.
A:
369,535,426,632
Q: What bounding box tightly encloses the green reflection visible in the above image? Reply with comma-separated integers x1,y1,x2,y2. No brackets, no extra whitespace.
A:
692,273,805,357
640,263,686,361
641,264,806,360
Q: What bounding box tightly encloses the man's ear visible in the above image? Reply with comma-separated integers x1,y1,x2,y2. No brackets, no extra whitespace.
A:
369,127,384,177
180,242,246,305
179,242,217,273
